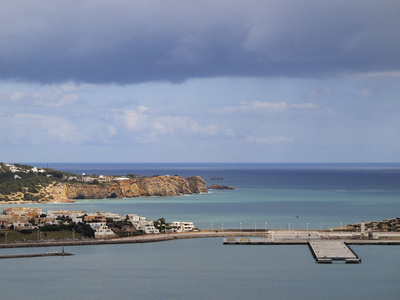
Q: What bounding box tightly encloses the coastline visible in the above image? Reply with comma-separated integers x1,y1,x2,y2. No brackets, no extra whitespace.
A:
0,198,76,205
1,230,400,249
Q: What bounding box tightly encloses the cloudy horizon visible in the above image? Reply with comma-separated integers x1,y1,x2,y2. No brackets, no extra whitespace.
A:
1,1,399,163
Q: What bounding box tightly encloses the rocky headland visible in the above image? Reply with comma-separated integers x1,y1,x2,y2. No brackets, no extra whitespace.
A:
1,174,208,203
53,175,207,200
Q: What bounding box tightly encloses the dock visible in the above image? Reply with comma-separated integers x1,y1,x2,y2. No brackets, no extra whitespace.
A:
308,241,361,263
223,236,362,264
0,251,73,259
223,237,273,245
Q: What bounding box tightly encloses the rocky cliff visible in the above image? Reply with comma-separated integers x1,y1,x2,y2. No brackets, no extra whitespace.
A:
45,175,208,202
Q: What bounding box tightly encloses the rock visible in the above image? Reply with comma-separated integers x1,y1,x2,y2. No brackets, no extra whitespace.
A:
206,184,235,190
47,175,208,200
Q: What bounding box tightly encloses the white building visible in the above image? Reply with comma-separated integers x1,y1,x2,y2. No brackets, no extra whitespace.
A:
46,210,85,224
126,214,159,234
170,221,195,232
88,222,116,239
101,212,123,222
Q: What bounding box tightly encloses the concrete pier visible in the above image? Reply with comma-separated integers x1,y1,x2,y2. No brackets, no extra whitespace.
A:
308,240,361,263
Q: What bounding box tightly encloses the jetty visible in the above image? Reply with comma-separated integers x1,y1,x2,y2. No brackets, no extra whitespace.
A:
308,240,361,263
0,247,73,259
223,237,274,245
223,232,367,264
0,252,73,259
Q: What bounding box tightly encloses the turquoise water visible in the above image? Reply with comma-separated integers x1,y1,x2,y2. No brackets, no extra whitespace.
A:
5,163,400,229
1,163,399,299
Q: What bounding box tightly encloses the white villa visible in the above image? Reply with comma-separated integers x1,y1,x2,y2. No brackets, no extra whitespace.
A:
126,214,159,234
88,222,117,239
170,221,195,232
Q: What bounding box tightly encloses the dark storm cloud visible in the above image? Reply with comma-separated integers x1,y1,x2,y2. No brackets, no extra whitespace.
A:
1,0,399,84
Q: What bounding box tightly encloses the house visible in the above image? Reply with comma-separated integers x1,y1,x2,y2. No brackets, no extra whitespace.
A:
46,210,85,223
126,214,159,234
88,222,116,239
170,221,195,232
3,207,43,218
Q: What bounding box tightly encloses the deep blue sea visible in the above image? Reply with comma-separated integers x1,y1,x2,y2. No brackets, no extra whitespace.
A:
1,163,399,299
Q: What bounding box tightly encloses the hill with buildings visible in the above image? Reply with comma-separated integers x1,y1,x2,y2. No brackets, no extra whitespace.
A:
0,163,208,203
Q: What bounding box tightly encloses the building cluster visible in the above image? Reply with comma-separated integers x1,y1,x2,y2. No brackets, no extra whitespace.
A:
0,207,195,239
3,164,46,175
1,163,53,181
63,174,130,183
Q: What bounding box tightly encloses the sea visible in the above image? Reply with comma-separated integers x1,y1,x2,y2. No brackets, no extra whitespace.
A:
1,163,399,299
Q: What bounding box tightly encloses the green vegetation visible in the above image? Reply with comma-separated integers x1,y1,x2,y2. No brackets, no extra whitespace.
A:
0,229,86,243
0,162,78,201
154,218,171,232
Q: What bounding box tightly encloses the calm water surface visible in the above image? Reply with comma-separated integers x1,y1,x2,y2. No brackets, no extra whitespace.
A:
1,163,399,299
0,240,399,300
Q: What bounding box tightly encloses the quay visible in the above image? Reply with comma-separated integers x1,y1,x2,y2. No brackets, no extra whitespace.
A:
222,229,400,264
308,241,360,263
0,251,73,259
223,236,361,264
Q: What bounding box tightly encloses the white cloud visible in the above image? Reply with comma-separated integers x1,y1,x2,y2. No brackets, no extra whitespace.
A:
34,93,79,107
243,101,288,112
0,90,25,102
354,71,400,78
152,115,217,137
212,101,317,114
9,91,25,102
2,113,84,145
357,88,373,97
307,89,332,99
58,82,81,92
112,106,149,131
291,103,317,109
247,135,294,144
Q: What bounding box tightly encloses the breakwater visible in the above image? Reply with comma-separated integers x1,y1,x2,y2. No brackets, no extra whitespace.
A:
1,230,400,249
0,231,268,249
0,252,73,259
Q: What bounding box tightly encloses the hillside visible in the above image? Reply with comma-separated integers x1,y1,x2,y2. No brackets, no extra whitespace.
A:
0,163,208,203
335,218,400,232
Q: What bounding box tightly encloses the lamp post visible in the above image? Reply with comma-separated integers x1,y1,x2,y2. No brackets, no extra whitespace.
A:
296,216,299,237
340,222,342,238
211,223,213,230
255,222,257,232
240,222,242,232
37,221,40,241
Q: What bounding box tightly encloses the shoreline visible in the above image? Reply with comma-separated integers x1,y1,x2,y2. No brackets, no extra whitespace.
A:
0,198,76,205
1,230,400,249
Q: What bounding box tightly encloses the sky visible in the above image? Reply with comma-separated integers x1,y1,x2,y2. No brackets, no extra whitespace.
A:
1,0,399,163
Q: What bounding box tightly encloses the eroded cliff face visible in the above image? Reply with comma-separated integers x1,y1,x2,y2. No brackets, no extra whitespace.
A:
46,175,207,201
